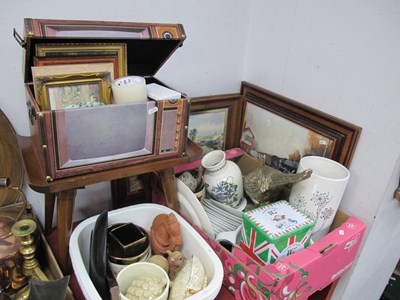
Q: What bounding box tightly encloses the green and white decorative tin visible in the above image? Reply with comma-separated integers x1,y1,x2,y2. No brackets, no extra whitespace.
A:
241,200,315,265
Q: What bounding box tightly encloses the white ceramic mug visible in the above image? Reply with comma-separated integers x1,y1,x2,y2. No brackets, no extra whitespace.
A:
194,181,206,202
289,156,350,241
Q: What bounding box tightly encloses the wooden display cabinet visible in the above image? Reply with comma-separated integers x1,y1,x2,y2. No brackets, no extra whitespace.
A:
15,18,190,181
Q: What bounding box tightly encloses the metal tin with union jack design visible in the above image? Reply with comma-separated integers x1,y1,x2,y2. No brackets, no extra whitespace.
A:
241,200,315,265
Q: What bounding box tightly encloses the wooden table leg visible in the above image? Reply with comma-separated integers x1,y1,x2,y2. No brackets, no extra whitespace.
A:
56,189,76,274
44,193,55,235
160,167,180,212
142,173,152,203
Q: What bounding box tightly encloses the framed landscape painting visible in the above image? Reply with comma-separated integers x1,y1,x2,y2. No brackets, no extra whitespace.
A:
189,94,243,156
240,81,361,172
189,108,228,155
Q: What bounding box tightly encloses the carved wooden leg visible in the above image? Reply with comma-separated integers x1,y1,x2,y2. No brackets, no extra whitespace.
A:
44,193,55,235
160,167,180,212
56,189,76,274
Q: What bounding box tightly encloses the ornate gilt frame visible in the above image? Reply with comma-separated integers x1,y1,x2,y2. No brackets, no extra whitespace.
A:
33,54,126,79
32,63,114,110
35,43,127,76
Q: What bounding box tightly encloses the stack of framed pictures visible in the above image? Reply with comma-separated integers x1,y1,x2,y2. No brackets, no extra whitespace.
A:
30,43,128,110
188,82,361,170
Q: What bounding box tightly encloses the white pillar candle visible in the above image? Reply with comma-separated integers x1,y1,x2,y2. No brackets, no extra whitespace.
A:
111,76,147,104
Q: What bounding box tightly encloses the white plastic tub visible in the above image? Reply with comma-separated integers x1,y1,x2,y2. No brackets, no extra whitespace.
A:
70,203,223,300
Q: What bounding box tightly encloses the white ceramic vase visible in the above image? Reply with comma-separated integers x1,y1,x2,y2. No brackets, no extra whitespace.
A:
288,156,350,241
201,150,244,209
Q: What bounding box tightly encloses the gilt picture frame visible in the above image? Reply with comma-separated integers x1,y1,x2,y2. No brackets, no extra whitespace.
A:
32,63,114,110
35,43,127,76
240,81,361,170
33,54,126,78
188,94,243,155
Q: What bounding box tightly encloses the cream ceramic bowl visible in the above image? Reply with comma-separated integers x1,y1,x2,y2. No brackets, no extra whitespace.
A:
116,262,170,300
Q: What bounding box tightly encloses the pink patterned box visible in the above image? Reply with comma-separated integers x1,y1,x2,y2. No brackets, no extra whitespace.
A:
193,216,365,300
175,149,366,299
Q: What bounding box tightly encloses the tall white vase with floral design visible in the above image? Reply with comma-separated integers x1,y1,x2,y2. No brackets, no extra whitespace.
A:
289,156,350,241
201,150,244,209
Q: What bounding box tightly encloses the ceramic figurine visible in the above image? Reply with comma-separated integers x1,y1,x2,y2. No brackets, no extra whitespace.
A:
244,165,312,205
166,250,185,280
150,213,182,255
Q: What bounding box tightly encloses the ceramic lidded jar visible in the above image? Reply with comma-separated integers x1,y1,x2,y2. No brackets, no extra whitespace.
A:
201,150,243,208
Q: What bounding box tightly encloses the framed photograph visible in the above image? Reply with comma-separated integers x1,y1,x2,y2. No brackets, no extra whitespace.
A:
35,43,127,76
32,63,114,110
33,54,127,78
240,81,361,171
188,94,243,155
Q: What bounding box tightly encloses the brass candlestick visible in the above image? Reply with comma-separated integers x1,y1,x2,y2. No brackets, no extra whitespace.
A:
12,220,48,300
11,220,37,277
11,220,47,281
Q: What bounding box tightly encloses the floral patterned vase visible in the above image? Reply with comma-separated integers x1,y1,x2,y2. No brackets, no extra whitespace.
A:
201,150,244,208
289,156,350,241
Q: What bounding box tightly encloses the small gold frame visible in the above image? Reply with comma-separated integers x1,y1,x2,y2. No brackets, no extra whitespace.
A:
32,63,114,110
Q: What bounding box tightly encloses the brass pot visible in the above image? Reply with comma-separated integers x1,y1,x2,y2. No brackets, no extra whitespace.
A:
0,178,30,295
0,211,27,294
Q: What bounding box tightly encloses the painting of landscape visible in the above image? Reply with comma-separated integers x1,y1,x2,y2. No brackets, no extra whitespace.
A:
188,108,228,155
240,102,334,172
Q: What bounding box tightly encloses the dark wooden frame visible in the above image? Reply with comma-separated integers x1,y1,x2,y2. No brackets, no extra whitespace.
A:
189,94,244,152
240,81,361,168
